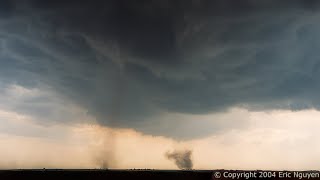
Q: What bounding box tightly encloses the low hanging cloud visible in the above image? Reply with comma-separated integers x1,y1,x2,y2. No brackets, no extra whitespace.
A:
165,150,193,169
1,0,320,139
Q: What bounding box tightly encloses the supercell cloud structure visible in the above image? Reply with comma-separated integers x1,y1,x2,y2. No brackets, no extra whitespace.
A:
1,0,320,139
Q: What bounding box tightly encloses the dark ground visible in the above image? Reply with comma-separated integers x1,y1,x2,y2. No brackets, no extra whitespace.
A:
0,170,317,180
0,169,213,180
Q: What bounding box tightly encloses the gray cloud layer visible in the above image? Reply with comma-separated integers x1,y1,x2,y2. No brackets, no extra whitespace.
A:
1,0,320,138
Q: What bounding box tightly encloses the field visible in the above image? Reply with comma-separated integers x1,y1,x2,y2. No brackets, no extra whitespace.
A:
0,169,213,180
0,170,316,180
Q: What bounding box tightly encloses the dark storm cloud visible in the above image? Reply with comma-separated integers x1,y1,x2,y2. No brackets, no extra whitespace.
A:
0,0,15,18
1,0,320,138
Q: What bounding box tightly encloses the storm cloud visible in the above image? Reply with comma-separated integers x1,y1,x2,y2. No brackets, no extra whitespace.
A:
1,0,320,138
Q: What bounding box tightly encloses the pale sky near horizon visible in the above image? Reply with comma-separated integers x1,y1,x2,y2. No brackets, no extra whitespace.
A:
1,85,320,170
2,0,320,170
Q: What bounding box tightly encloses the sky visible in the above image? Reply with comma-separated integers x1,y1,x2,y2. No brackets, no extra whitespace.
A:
1,0,320,170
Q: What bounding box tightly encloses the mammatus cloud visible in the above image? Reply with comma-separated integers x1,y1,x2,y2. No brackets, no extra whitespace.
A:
1,0,320,139
165,150,193,169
